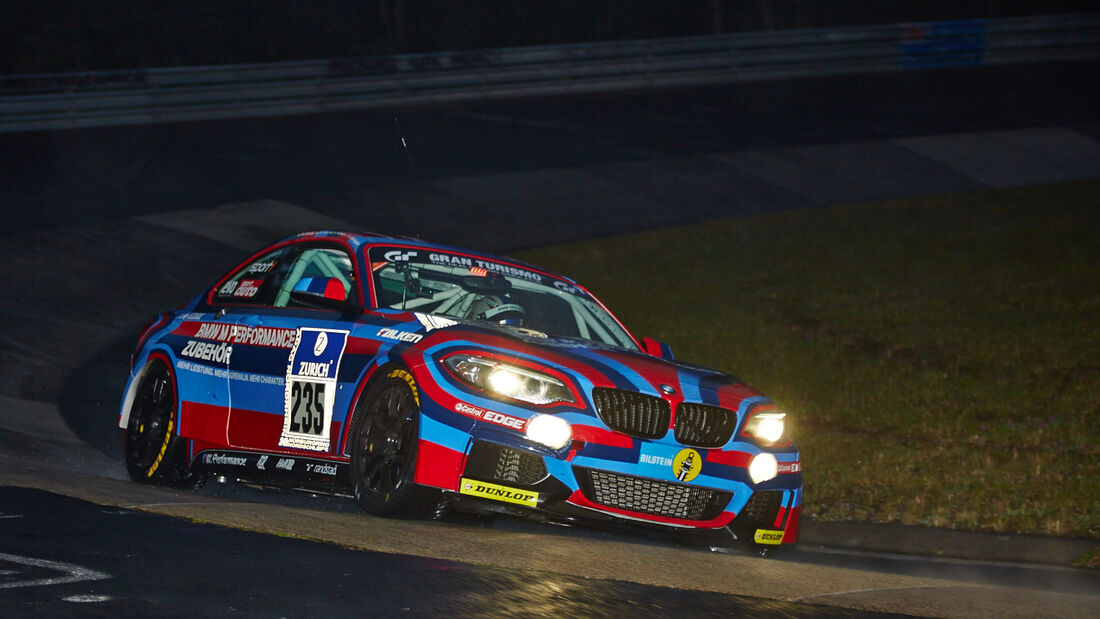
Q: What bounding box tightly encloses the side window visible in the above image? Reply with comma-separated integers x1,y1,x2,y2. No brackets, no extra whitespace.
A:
213,248,291,306
274,247,356,308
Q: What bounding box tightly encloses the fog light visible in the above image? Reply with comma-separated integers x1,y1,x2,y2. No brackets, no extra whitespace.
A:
749,453,778,484
525,414,571,449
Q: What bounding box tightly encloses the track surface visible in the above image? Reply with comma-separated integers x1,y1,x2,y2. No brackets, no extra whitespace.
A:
1,60,1099,616
3,487,900,618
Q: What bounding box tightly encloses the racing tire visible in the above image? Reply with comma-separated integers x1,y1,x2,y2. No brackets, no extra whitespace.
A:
123,358,202,488
349,369,441,518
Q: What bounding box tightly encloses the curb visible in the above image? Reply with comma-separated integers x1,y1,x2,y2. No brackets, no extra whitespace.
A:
800,519,1099,567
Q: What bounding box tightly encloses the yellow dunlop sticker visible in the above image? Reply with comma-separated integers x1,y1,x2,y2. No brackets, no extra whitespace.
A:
753,529,785,545
459,477,539,507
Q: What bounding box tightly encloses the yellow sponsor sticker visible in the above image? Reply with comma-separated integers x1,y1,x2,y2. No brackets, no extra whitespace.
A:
459,477,539,507
672,448,702,482
753,529,785,545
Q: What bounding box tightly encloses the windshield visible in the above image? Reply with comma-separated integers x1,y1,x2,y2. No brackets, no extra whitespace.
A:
367,246,637,349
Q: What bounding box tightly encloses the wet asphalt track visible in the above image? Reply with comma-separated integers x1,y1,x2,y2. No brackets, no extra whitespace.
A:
2,487,902,618
1,59,1099,616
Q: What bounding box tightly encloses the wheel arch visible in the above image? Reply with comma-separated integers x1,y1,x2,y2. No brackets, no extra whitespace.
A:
119,349,176,430
339,360,414,457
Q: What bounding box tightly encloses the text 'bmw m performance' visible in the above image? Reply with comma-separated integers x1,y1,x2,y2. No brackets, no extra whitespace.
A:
121,231,801,548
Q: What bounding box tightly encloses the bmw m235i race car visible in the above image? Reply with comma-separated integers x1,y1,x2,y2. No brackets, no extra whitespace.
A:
121,231,801,548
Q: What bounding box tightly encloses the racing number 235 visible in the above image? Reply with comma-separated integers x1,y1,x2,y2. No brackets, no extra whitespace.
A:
289,381,325,435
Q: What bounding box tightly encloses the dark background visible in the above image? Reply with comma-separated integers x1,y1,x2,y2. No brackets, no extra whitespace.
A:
4,0,1092,74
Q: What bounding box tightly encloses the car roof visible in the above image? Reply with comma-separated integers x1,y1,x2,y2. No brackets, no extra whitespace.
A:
285,230,563,280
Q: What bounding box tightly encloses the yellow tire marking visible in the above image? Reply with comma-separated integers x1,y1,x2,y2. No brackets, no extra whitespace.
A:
145,413,174,478
388,369,419,407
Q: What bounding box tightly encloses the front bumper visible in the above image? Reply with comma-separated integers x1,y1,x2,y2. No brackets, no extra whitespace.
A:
432,432,802,543
409,360,802,543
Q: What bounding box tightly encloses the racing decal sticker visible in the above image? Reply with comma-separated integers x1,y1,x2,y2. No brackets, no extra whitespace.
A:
753,529,785,545
278,328,349,452
553,280,581,295
637,443,676,480
424,252,543,282
459,477,539,507
203,452,247,467
178,321,297,349
453,402,526,430
176,360,283,386
638,449,674,471
247,259,278,274
384,249,418,262
637,444,703,482
778,460,802,474
373,246,546,283
233,279,263,298
415,312,457,331
426,252,468,267
672,448,703,482
377,327,423,343
304,461,338,476
180,340,232,364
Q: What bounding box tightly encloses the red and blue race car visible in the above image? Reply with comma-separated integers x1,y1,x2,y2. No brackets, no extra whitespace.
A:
120,231,801,548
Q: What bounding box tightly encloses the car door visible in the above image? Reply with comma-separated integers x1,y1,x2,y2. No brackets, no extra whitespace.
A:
176,245,295,447
224,244,358,455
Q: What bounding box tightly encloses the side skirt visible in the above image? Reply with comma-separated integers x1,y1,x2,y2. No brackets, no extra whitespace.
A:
192,449,351,494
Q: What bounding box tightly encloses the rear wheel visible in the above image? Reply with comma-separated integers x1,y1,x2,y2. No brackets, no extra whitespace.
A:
350,369,440,518
124,358,201,487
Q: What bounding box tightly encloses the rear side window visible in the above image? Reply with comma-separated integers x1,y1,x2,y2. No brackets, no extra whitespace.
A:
213,244,357,308
213,248,291,306
274,247,355,308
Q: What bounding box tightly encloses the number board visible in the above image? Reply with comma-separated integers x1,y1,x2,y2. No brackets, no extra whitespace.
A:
279,328,349,452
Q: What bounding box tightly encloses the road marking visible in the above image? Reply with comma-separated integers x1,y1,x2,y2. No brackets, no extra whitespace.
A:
0,553,111,589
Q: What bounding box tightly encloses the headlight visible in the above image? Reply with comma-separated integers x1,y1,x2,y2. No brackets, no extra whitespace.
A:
443,355,575,405
525,414,572,449
749,453,778,484
743,411,786,445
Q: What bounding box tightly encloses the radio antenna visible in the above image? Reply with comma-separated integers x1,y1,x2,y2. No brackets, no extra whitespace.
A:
394,116,425,217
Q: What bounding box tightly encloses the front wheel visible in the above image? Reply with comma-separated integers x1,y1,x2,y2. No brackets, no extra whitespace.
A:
123,358,201,488
349,369,440,518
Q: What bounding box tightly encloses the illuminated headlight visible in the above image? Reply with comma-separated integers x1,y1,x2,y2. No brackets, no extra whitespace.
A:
443,355,574,405
744,412,786,445
749,453,778,484
525,414,572,449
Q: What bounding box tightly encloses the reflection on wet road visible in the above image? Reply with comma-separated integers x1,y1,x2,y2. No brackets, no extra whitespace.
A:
0,487,889,618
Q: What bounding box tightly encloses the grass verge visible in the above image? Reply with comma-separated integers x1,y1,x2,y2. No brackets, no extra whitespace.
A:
515,179,1100,539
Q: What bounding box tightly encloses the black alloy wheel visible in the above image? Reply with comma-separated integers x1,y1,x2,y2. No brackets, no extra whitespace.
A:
350,369,440,518
124,359,199,487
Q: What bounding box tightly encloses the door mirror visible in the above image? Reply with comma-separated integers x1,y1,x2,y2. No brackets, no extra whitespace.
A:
642,336,674,360
289,277,359,312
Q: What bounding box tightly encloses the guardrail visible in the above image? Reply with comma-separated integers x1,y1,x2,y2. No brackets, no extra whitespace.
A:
1,13,1097,133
